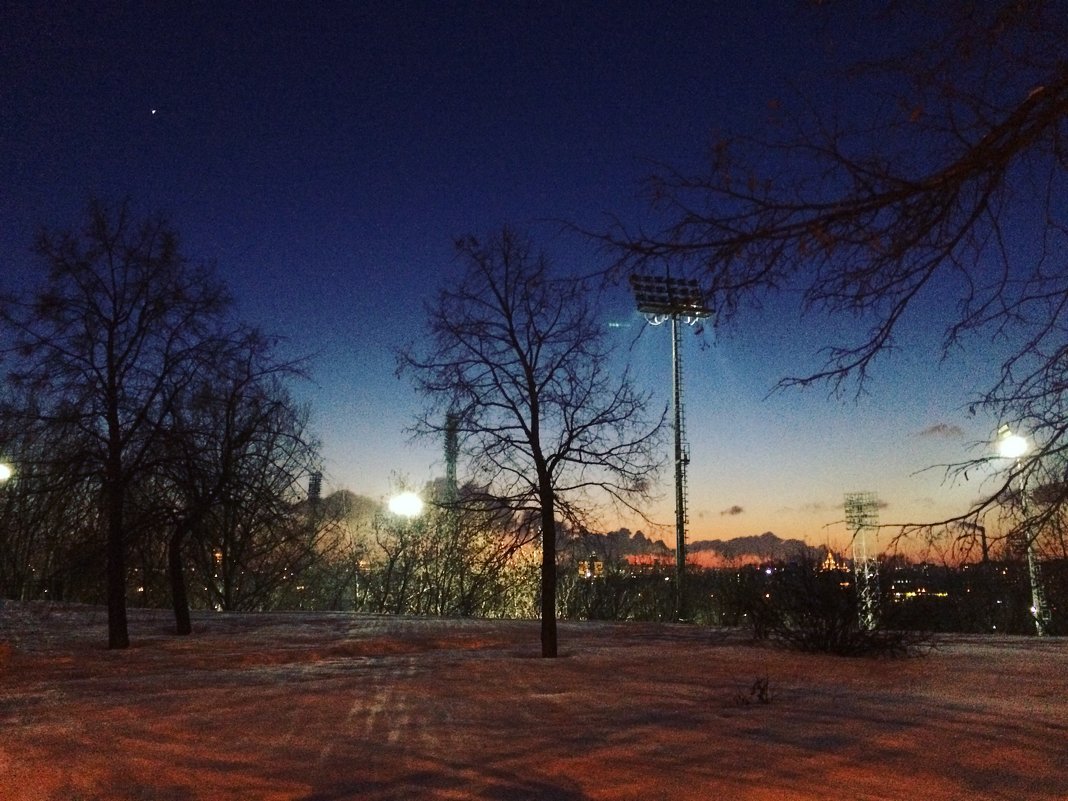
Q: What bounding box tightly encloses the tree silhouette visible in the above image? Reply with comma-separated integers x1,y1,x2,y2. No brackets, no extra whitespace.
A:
160,329,315,633
400,228,664,657
2,201,231,648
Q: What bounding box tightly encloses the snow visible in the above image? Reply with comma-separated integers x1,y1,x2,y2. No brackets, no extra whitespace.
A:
1,603,1066,800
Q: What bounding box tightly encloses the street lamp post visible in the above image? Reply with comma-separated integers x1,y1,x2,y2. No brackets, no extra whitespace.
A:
629,274,711,622
997,427,1050,636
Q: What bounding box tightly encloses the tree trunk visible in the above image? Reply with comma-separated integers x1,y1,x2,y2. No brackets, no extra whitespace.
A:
105,480,129,649
169,525,192,635
539,489,558,658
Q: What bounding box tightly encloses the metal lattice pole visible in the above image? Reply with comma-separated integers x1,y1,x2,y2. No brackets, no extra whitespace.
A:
671,315,688,620
844,492,880,630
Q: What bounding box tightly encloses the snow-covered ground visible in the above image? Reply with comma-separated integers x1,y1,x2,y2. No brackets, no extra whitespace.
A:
1,603,1065,800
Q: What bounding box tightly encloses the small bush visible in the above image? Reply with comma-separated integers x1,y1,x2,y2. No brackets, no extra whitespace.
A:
749,562,935,657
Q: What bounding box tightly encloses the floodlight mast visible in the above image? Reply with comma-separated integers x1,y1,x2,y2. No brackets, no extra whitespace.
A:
629,274,711,621
844,492,880,630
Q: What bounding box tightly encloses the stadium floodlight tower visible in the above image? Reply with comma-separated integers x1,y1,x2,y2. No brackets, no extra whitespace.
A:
629,273,711,621
844,492,880,630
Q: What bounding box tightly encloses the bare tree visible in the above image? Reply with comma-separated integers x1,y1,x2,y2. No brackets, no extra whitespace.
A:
600,2,1067,548
1,200,231,647
190,393,320,613
306,489,377,610
160,329,314,632
419,491,533,617
352,485,535,617
0,401,97,602
399,228,664,657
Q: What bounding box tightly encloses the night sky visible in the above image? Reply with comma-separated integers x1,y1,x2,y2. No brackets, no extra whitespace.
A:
1,3,1003,551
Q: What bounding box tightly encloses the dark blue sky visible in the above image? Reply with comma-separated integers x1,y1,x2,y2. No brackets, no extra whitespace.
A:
1,2,996,547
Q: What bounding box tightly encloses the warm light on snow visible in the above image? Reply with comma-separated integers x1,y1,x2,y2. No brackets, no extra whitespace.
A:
1,604,1066,801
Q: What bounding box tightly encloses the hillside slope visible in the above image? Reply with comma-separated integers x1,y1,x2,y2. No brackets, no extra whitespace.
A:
1,603,1065,800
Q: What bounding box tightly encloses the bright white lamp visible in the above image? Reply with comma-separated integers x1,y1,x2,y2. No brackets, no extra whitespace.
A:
388,491,423,518
995,429,1029,461
998,431,1029,460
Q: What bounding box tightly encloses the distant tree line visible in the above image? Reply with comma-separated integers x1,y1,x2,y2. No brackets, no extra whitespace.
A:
556,546,1065,644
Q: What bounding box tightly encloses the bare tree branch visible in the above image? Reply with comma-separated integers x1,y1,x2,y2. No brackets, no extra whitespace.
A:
595,2,1068,555
399,227,665,656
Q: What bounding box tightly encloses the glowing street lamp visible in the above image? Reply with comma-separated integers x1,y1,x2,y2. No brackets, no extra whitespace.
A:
998,431,1029,460
0,462,12,483
997,426,1050,636
388,491,424,519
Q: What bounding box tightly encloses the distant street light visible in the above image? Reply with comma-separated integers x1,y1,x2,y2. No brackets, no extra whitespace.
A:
388,491,424,518
0,462,12,483
997,426,1050,636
